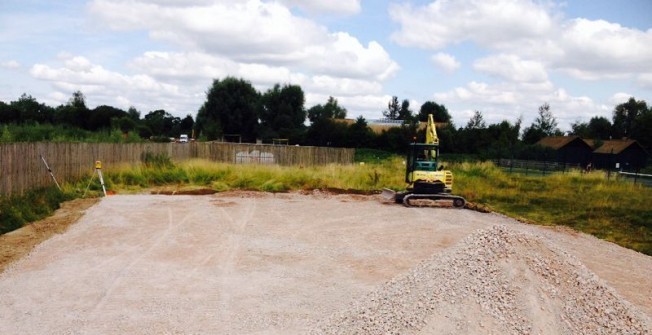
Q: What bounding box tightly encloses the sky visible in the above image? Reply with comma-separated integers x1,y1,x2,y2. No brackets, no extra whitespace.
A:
1,0,651,131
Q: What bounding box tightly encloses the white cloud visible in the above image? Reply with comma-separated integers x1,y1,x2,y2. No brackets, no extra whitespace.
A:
608,92,635,105
130,50,386,96
336,94,392,121
88,0,396,81
1,60,21,69
130,52,230,81
29,54,189,112
434,80,606,130
390,0,553,49
303,75,382,96
473,54,548,83
552,19,652,79
279,0,361,15
431,52,460,73
436,81,519,105
29,51,391,120
388,0,652,130
638,73,652,89
76,0,398,118
390,0,652,85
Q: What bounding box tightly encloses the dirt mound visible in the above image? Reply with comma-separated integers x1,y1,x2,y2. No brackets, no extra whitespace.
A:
310,225,650,335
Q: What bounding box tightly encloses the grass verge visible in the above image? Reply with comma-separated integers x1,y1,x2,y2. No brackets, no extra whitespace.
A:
452,161,651,255
106,158,405,194
0,186,77,234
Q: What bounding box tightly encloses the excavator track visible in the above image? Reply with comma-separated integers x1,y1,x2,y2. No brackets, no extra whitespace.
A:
402,193,466,208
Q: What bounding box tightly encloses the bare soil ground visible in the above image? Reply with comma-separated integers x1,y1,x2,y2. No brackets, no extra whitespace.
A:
0,197,99,273
0,191,650,334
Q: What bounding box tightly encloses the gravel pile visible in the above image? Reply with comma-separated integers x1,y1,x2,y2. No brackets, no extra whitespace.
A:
310,225,650,335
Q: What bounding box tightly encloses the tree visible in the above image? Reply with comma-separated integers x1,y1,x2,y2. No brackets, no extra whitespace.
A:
113,116,137,135
307,96,347,123
534,102,558,134
346,116,374,148
570,116,612,140
143,109,179,137
522,103,561,144
630,106,652,151
0,100,19,124
305,96,350,146
418,101,451,123
127,106,141,121
570,119,590,137
260,84,306,141
54,91,90,129
437,123,457,153
69,90,87,110
466,111,486,129
587,116,612,140
485,120,521,158
179,114,194,136
612,97,647,139
383,96,400,120
305,118,348,147
398,99,414,122
196,77,260,142
375,125,418,153
456,111,488,154
10,93,52,124
88,105,127,131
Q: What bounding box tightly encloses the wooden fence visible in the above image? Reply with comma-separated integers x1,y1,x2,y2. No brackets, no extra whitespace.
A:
0,142,355,196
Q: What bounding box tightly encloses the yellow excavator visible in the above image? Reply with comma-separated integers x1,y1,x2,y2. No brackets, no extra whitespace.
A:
381,114,466,208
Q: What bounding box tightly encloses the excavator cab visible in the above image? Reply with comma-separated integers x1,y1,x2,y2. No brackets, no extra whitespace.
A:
408,142,439,175
405,142,452,194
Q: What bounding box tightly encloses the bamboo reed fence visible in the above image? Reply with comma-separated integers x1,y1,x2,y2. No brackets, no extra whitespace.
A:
0,142,354,196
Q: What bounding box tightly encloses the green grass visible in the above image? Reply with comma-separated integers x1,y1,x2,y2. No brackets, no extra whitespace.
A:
106,158,405,193
3,154,650,256
452,161,652,255
0,186,77,234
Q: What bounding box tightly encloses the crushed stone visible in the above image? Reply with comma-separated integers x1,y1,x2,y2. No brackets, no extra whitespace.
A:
310,225,650,335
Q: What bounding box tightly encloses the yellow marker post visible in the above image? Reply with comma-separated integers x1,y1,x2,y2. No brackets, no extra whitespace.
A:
95,160,107,197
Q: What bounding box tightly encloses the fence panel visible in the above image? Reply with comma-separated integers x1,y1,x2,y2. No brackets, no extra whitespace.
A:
0,142,354,196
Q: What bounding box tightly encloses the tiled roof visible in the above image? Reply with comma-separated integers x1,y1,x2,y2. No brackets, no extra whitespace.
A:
535,136,582,150
592,139,644,154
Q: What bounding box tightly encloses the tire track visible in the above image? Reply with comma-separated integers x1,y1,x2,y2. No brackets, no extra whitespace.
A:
214,197,257,320
89,207,192,316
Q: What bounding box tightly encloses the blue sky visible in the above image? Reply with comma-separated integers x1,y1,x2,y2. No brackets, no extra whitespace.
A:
1,0,651,131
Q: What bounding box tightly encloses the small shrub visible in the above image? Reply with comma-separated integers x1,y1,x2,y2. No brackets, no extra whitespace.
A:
141,152,174,169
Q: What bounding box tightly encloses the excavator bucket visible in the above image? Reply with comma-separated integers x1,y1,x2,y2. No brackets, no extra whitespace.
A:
381,188,397,200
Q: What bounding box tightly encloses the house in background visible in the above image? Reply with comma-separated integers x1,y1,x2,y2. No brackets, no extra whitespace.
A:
589,139,649,171
534,136,593,167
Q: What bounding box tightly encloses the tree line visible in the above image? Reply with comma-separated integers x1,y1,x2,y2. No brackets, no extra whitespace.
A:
0,91,194,142
1,76,650,160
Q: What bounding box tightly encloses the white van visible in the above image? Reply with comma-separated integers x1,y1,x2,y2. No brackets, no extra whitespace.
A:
179,134,189,143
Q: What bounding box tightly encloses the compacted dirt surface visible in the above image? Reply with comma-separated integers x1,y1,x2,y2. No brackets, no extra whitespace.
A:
0,191,650,334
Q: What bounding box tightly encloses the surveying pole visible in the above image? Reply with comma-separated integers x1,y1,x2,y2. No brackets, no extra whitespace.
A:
95,160,107,197
40,154,62,190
